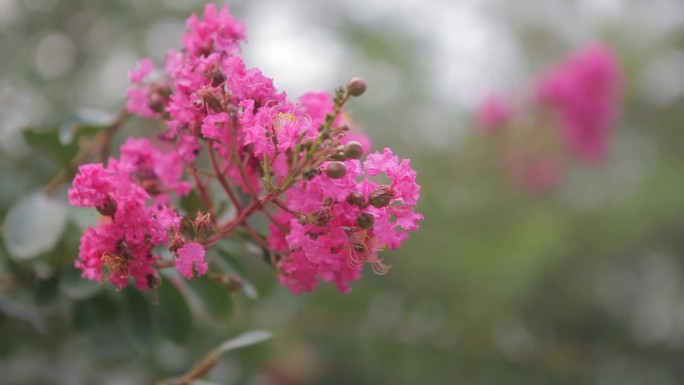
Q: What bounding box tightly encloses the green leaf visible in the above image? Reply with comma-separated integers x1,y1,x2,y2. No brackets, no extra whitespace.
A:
151,276,193,344
122,288,153,350
216,249,259,300
180,190,204,215
186,277,233,321
23,128,79,167
216,330,272,355
4,191,68,260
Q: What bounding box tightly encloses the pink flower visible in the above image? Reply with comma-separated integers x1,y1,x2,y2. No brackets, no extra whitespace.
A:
536,44,622,165
475,93,514,134
175,242,208,279
268,148,422,293
182,3,246,57
119,137,191,201
129,58,154,84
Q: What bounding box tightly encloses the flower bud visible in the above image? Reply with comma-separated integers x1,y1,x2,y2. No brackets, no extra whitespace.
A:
369,187,394,208
146,273,161,290
346,192,366,207
344,141,364,159
330,151,347,161
192,211,213,237
346,77,367,97
325,161,347,179
148,92,167,113
97,196,117,217
357,212,375,229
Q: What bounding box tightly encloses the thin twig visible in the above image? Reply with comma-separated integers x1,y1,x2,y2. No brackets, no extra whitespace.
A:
207,141,242,212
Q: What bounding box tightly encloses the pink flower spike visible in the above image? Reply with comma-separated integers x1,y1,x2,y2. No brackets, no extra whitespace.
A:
175,242,208,279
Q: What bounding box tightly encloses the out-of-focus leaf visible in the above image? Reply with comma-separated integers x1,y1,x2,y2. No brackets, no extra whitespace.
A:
216,330,272,355
59,266,102,300
0,297,46,332
151,277,193,344
122,288,153,350
35,277,59,306
4,191,68,260
23,128,79,166
180,190,204,215
59,108,112,144
187,277,233,321
217,248,259,300
73,293,129,357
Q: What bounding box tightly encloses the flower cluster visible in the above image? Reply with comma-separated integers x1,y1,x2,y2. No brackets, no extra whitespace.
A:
68,4,422,293
474,44,622,194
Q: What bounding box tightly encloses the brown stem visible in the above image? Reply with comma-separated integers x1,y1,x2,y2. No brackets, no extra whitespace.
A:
169,349,219,385
202,192,275,247
189,165,214,217
226,114,257,196
207,141,242,212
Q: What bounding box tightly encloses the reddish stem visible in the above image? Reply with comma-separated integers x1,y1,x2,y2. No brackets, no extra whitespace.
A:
207,141,242,212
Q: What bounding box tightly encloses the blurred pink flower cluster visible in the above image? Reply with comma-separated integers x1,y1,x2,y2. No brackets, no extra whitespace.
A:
69,4,422,293
475,45,623,194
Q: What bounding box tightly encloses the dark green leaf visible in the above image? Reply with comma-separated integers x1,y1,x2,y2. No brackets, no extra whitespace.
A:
180,190,204,215
23,128,79,167
216,248,259,300
122,288,153,350
187,277,233,321
151,276,193,344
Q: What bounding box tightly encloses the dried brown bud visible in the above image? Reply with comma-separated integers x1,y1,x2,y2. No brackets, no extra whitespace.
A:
97,196,117,217
146,273,161,290
322,196,334,207
346,192,366,207
346,77,367,97
344,141,364,159
325,161,347,179
192,211,212,237
356,212,375,229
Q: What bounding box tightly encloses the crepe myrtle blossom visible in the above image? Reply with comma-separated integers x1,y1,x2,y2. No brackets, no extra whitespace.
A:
536,45,622,165
68,3,422,293
474,43,622,194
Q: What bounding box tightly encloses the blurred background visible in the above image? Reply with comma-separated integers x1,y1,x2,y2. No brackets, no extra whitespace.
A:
2,0,684,384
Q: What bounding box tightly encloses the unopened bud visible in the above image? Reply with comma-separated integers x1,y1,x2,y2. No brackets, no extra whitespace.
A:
211,71,226,87
192,211,212,237
169,236,187,254
308,210,331,226
146,273,161,290
330,151,347,161
344,141,364,159
97,196,117,217
325,161,347,179
346,192,366,207
369,187,394,208
357,212,375,229
346,77,367,97
148,93,166,113
322,196,334,207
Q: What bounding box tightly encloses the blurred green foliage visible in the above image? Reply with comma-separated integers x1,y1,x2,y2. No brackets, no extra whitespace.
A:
1,0,684,384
